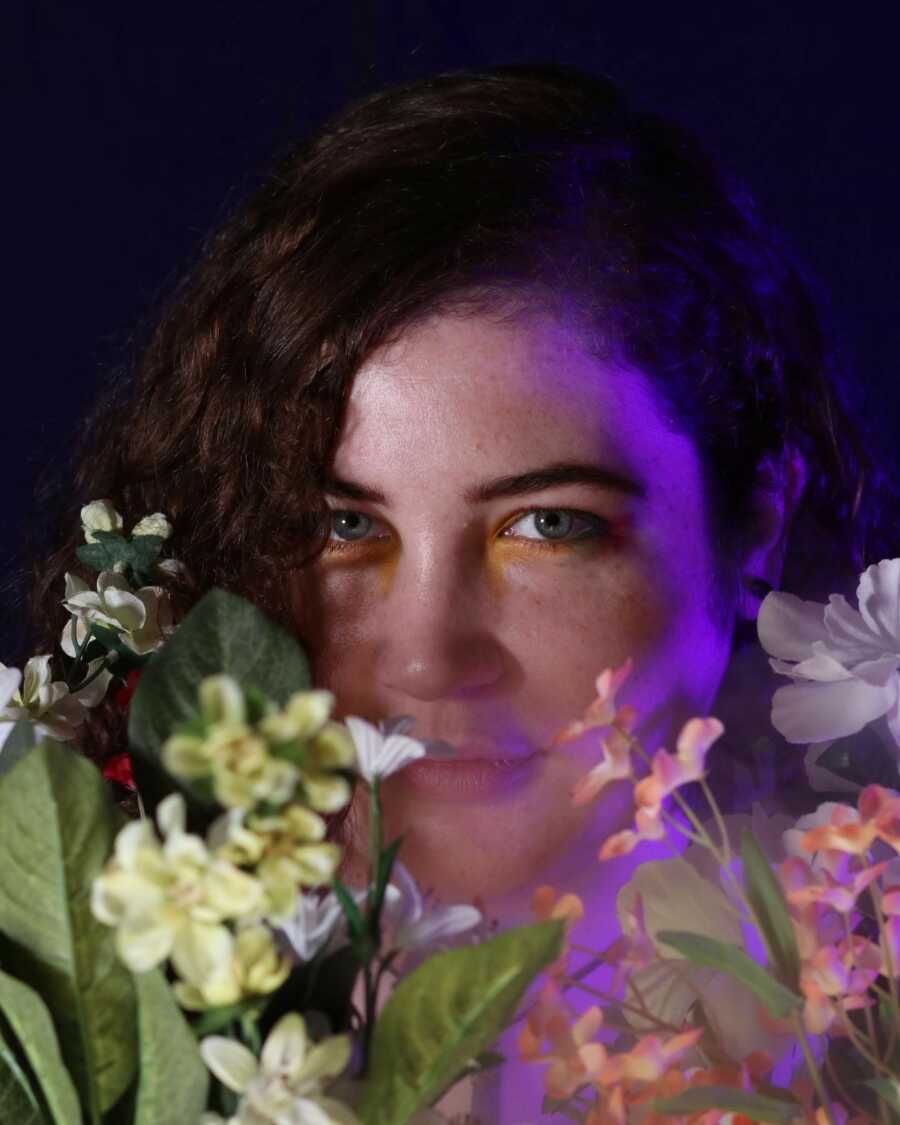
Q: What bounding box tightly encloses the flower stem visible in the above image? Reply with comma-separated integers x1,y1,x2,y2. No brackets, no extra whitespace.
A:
790,1009,836,1125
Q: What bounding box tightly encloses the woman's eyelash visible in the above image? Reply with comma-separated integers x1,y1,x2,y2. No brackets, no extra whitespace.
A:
323,508,610,552
499,508,610,543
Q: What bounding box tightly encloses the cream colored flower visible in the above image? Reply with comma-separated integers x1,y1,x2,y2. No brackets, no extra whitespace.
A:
62,570,173,656
165,722,299,810
91,794,264,979
80,499,124,542
200,1012,359,1125
0,655,110,741
210,804,341,918
130,512,173,539
164,680,354,814
174,924,291,1010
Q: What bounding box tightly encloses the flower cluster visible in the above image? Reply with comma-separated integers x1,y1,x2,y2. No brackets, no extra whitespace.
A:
0,500,179,753
560,657,725,859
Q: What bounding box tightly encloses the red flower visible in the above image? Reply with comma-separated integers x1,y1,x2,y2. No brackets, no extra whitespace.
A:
114,668,143,712
102,751,135,790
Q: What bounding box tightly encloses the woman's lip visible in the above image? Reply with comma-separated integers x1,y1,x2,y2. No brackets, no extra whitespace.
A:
398,749,543,800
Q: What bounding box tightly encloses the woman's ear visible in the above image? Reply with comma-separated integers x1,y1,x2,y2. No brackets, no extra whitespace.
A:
736,444,808,621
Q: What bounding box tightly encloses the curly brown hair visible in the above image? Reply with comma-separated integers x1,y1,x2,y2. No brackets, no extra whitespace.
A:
15,63,900,782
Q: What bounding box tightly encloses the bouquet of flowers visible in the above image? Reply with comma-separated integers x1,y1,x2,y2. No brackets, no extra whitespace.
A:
1,501,899,1124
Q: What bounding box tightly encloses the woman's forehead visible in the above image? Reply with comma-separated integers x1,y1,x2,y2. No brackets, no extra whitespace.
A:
333,308,698,496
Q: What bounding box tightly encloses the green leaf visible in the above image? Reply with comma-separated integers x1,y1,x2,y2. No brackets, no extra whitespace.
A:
656,930,802,1019
740,828,801,988
0,742,137,1122
128,588,311,770
133,968,208,1125
76,531,166,586
866,1078,900,1115
0,1029,47,1125
358,920,564,1124
0,969,80,1125
332,878,366,942
652,1085,799,1122
0,721,38,778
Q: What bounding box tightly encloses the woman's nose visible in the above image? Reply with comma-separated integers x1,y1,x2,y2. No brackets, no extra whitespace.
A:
375,552,506,702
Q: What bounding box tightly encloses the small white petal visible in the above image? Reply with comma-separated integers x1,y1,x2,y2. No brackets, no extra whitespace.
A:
260,1013,308,1083
157,793,187,838
344,717,425,783
200,1037,259,1093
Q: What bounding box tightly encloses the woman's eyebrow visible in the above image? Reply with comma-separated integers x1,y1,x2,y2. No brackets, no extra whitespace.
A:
465,462,647,503
323,462,647,506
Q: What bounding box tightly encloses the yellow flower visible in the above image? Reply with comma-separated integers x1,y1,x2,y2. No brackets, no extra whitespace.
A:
200,1012,359,1125
174,924,291,1010
91,794,264,976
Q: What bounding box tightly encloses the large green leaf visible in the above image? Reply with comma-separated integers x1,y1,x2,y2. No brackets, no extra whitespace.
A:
740,829,800,988
0,720,37,778
0,742,136,1122
358,920,563,1125
128,588,311,765
133,968,208,1125
652,1085,799,1122
656,930,802,1020
0,1029,48,1125
0,969,80,1125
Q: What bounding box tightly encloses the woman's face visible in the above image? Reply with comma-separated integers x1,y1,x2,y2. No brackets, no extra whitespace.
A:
293,305,737,907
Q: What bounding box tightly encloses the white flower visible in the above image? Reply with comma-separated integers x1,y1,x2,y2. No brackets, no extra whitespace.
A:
344,716,426,783
0,655,109,742
200,1012,359,1125
130,512,173,539
80,499,124,542
382,860,481,955
758,558,900,748
62,570,174,656
0,666,23,751
277,890,348,962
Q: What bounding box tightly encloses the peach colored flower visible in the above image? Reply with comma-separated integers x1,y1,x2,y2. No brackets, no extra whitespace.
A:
518,980,606,1099
572,726,634,805
531,884,584,977
553,658,634,746
597,1027,703,1088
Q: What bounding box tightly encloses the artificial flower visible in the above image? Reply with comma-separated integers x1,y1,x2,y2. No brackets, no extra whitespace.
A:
552,657,635,746
62,570,173,656
80,499,123,542
382,860,482,958
0,665,22,751
531,884,584,977
210,804,341,918
0,654,110,741
758,557,900,747
130,512,173,539
200,1012,359,1125
175,924,291,1010
91,794,264,977
277,890,348,962
518,979,607,1099
571,725,634,806
344,716,426,783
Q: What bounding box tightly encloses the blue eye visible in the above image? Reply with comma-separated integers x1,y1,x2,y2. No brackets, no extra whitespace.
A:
501,509,608,542
329,510,375,541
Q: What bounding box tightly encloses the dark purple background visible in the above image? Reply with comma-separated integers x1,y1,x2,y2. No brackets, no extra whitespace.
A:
9,0,898,652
